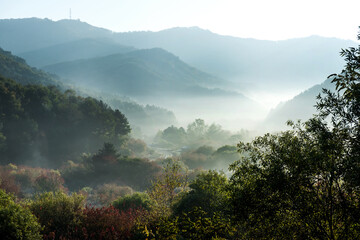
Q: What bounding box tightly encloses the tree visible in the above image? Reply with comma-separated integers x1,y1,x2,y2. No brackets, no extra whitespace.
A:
173,170,229,217
148,159,188,218
113,192,153,212
187,119,207,140
228,29,360,239
177,207,234,240
28,191,85,239
0,189,42,240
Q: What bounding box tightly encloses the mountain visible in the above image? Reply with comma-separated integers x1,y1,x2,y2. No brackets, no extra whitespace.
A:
18,38,135,68
264,77,335,131
114,27,356,93
0,18,113,53
42,47,265,127
42,48,229,98
0,47,60,86
0,18,356,95
0,45,177,136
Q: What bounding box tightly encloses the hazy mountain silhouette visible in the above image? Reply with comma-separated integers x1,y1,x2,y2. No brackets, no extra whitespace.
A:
0,46,177,135
264,78,335,131
19,38,135,67
0,18,355,94
42,48,232,98
114,27,355,92
0,18,113,53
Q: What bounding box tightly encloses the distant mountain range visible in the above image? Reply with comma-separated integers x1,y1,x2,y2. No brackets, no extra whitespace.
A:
0,18,356,95
0,17,354,131
42,47,236,99
0,18,113,53
19,38,135,68
113,27,355,93
0,46,177,135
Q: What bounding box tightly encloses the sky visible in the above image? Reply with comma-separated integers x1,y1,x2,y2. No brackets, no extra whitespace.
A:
1,0,360,41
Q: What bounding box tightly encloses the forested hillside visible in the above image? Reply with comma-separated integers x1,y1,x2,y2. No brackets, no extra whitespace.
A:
0,45,177,137
0,47,60,86
0,75,130,167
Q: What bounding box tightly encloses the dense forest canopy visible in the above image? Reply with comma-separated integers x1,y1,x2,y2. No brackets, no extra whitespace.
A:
0,76,130,167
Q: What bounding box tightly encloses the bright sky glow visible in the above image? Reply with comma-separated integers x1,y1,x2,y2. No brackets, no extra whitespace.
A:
1,0,360,41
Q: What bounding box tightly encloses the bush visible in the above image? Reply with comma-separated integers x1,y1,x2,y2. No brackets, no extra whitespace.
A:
91,184,133,206
177,207,234,240
33,170,66,193
80,205,145,240
0,166,21,197
0,189,42,240
112,192,152,212
28,191,85,239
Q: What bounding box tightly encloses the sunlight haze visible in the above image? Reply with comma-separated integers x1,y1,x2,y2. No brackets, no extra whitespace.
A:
1,0,360,41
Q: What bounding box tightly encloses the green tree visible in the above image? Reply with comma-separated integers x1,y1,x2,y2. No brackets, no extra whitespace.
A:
148,159,188,218
177,207,234,240
173,170,229,217
0,189,42,240
28,191,85,239
113,192,153,212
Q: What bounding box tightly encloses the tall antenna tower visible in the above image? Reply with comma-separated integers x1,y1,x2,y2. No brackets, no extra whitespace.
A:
69,8,72,20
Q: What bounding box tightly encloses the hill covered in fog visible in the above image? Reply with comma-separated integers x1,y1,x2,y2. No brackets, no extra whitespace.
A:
42,48,232,98
0,46,177,136
19,38,135,68
0,17,352,129
263,77,335,131
0,18,356,97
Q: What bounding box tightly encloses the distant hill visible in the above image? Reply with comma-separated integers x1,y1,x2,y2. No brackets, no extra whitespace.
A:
0,18,113,53
0,46,176,135
18,38,136,68
41,47,265,127
263,78,335,131
0,18,356,95
114,27,356,92
0,47,60,86
42,48,230,98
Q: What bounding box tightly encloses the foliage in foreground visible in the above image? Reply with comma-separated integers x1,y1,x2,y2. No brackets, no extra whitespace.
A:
0,189,42,240
228,30,360,239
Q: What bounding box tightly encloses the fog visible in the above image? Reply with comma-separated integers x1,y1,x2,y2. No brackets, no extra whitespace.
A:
0,17,356,174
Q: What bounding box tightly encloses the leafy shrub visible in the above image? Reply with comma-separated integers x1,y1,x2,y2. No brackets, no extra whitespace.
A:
0,165,21,197
119,138,148,157
28,191,85,239
113,192,152,212
173,170,229,216
62,146,162,191
91,184,133,206
177,207,234,240
34,170,66,193
0,164,68,198
80,205,145,240
0,189,42,240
